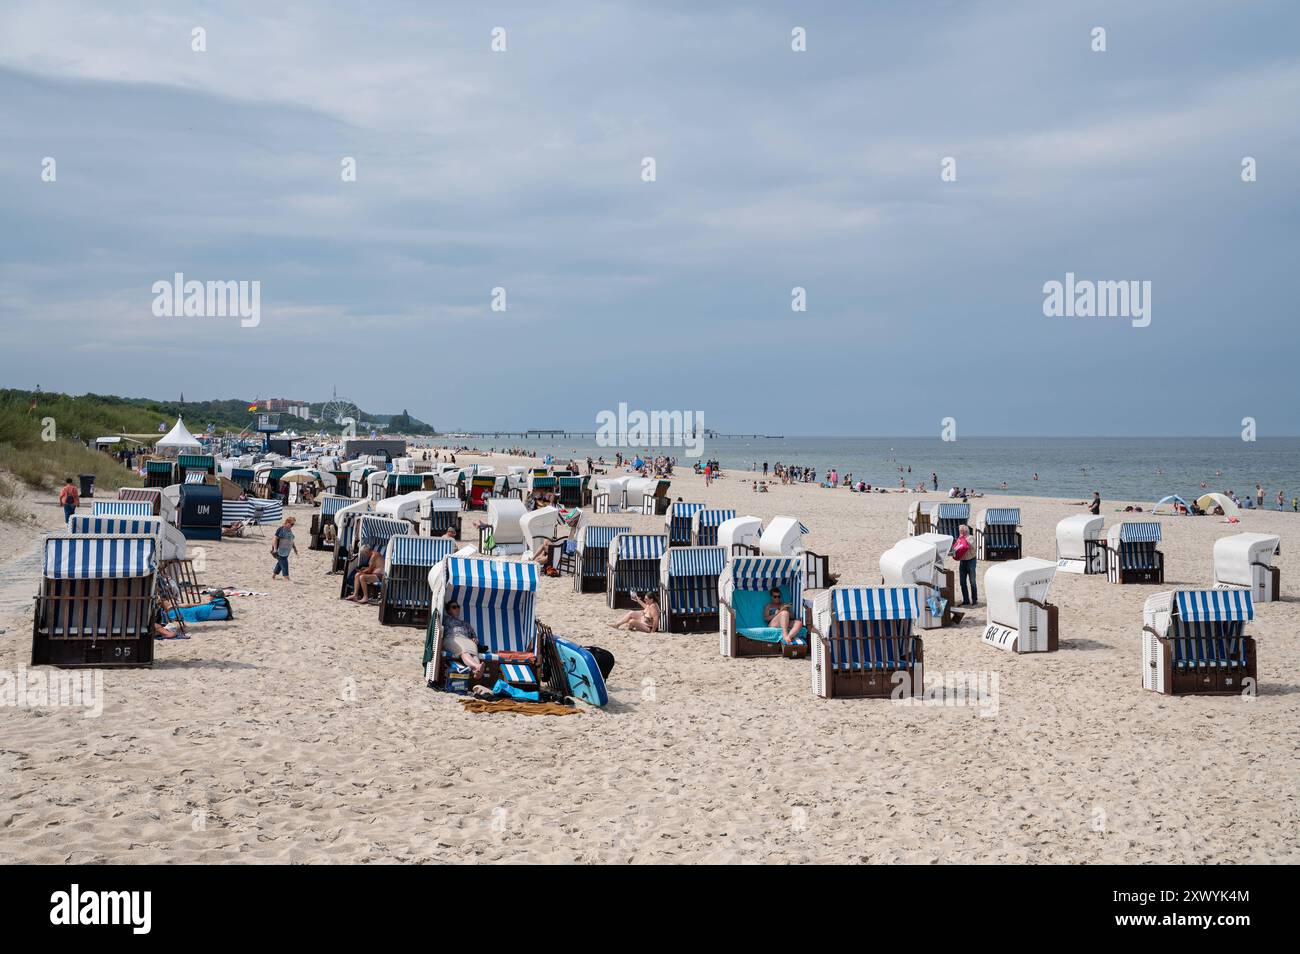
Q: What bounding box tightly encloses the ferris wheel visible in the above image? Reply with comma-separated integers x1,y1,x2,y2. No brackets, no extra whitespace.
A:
321,397,359,426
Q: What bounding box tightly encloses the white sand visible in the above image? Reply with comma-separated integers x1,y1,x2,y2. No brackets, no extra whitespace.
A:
1,459,1297,864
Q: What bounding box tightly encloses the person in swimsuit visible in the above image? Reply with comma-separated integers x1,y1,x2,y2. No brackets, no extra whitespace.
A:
764,588,804,644
441,600,485,677
611,592,659,632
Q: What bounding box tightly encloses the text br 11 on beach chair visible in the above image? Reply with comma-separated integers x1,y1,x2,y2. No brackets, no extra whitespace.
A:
719,555,806,659
691,508,736,547
974,507,1022,561
379,535,455,627
607,533,667,609
810,586,923,700
574,525,630,594
1142,590,1256,696
32,534,159,668
981,558,1059,653
659,545,726,633
1212,532,1281,604
1105,521,1164,584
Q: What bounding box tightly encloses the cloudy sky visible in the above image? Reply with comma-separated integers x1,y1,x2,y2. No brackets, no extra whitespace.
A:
1,1,1296,436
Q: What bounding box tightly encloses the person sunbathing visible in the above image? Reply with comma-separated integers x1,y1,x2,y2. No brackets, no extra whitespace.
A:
347,547,385,603
222,521,245,538
611,592,659,632
764,588,804,644
441,600,485,677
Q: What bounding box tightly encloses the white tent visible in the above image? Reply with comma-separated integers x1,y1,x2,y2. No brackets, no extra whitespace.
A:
155,416,202,456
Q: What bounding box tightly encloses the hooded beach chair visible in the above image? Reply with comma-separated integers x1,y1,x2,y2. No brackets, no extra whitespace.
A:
907,500,940,536
92,500,154,519
379,535,456,627
880,537,952,629
1105,522,1163,584
310,494,352,551
466,474,497,511
981,558,1059,653
68,514,197,605
691,509,736,547
760,515,833,589
930,502,969,540
32,534,159,668
423,556,542,692
719,555,805,658
478,498,527,556
592,476,632,513
717,515,763,556
178,453,216,477
810,586,923,699
117,487,162,515
974,508,1022,561
1055,514,1106,575
375,490,431,527
1142,590,1256,695
230,467,255,494
338,514,408,599
574,525,630,593
144,459,175,488
607,533,667,609
418,495,463,539
557,475,586,509
1212,533,1281,604
665,502,705,547
659,546,726,633
628,478,671,515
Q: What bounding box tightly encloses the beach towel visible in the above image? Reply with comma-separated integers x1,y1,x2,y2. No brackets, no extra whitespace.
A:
459,699,580,717
738,626,785,643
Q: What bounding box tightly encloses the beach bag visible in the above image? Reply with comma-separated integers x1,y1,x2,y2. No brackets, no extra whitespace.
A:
952,536,971,560
584,646,616,679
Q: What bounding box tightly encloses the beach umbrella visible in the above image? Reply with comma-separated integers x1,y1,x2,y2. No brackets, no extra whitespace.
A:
1196,493,1240,517
280,469,324,485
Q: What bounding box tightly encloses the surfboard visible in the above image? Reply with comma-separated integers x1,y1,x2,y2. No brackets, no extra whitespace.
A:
552,636,609,707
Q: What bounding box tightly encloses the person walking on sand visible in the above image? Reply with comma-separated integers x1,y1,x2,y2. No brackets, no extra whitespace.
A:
271,516,298,581
1278,490,1286,511
1088,491,1101,515
58,477,79,523
953,525,978,606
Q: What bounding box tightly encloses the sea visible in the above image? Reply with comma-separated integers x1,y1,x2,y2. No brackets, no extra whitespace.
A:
438,436,1300,508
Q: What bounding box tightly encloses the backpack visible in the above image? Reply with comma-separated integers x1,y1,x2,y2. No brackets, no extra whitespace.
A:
584,646,616,679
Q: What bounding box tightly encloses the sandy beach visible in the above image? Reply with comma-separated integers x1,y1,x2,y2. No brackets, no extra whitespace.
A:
1,455,1297,864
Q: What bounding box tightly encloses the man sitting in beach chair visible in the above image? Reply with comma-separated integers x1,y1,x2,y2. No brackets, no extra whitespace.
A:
345,546,385,603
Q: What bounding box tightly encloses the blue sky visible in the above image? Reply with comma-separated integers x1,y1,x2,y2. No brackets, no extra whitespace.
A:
1,1,1297,436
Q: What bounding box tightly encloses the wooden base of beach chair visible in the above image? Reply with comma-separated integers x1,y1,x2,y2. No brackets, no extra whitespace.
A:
664,611,720,634
31,595,156,668
378,602,430,628
575,572,606,594
826,662,920,699
1147,637,1257,696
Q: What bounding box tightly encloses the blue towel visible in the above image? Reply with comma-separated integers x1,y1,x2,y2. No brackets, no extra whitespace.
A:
739,626,785,643
491,679,539,702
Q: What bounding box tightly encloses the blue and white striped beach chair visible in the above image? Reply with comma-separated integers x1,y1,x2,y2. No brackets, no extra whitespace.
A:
607,533,667,609
338,515,410,599
665,502,705,547
974,508,1022,561
1106,522,1164,584
379,535,456,627
811,586,923,698
424,556,541,691
310,494,352,550
1142,589,1255,695
719,555,806,658
92,500,154,518
930,503,970,540
32,534,159,668
659,546,726,633
691,509,736,547
574,525,630,593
